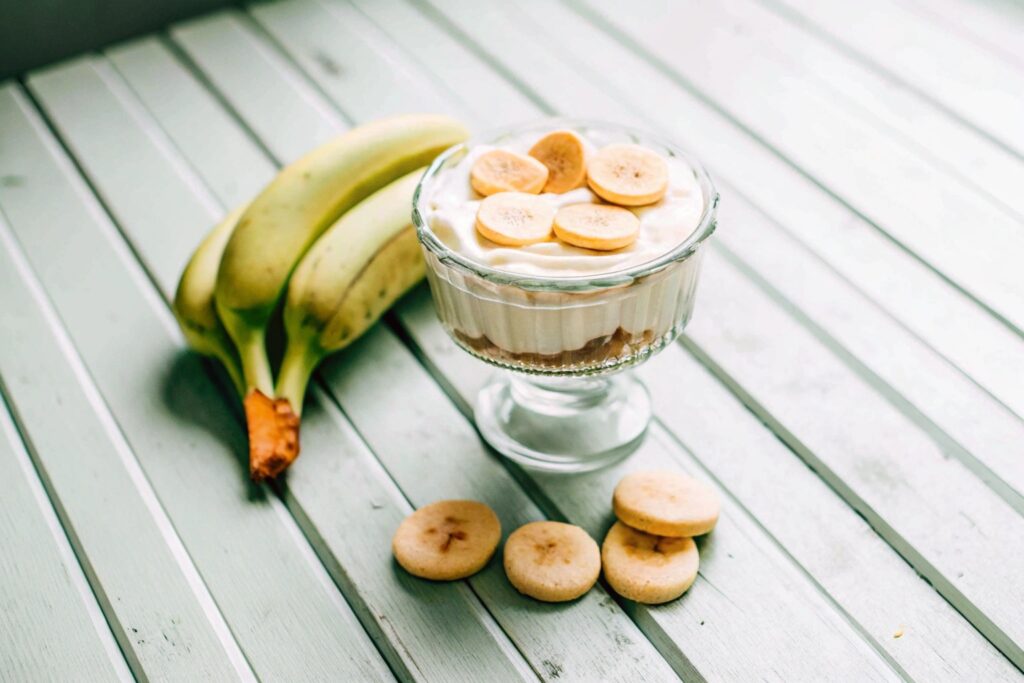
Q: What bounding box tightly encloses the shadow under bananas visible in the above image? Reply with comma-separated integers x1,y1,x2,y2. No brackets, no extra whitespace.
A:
161,350,268,501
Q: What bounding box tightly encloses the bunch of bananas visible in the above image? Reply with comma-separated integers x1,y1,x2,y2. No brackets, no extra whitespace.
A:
173,114,469,480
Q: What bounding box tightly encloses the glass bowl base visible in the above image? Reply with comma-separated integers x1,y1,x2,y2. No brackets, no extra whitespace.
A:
474,371,651,473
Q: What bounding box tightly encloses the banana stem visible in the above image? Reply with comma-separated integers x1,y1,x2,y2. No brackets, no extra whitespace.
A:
276,338,323,417
215,348,247,399
235,326,274,396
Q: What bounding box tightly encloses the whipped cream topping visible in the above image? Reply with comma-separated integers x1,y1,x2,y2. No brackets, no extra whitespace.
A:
423,132,705,277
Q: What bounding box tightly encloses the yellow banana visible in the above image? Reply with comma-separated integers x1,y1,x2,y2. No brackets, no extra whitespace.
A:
173,206,246,397
215,114,469,399
276,169,427,416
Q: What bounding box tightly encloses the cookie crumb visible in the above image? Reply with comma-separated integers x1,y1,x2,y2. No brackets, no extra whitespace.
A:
893,627,905,639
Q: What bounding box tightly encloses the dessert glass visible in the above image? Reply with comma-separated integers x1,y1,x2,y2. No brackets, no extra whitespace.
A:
413,120,718,472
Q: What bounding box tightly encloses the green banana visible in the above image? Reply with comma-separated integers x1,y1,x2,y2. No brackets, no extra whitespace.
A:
215,114,469,398
173,205,247,397
276,169,427,414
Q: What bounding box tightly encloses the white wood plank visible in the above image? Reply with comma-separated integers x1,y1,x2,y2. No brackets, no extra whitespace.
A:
768,0,1024,156
895,0,1024,67
5,78,395,681
688,249,1024,666
721,0,1024,222
577,0,1024,337
640,346,1021,681
395,291,899,682
106,37,278,209
151,15,683,680
171,9,347,163
0,376,127,682
240,2,903,678
360,0,1024,675
250,0,465,122
21,58,535,682
0,213,251,679
518,0,1024,424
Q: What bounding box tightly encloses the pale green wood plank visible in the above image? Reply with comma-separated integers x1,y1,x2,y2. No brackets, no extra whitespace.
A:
18,61,532,682
249,0,464,122
896,0,1024,66
0,378,127,682
721,0,1024,221
95,35,547,683
0,209,251,679
640,347,1022,682
514,0,1024,432
172,9,347,163
394,292,899,682
3,79,394,681
347,0,1022,676
576,0,1024,336
107,36,278,209
141,12,681,681
226,2,900,679
769,0,1024,156
348,0,538,125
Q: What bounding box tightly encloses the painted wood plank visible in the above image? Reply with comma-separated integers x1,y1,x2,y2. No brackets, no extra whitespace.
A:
106,36,277,209
640,345,1022,682
171,8,347,163
250,0,465,122
149,14,683,680
353,0,1024,675
687,249,1024,666
4,78,394,682
518,0,1024,425
0,200,250,679
768,0,1024,157
577,0,1024,337
721,0,1024,222
895,0,1024,67
0,362,127,682
23,57,534,682
238,2,902,679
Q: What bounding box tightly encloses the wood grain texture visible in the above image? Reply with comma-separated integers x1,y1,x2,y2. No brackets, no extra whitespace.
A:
153,14,682,679
579,0,1024,337
243,1,902,678
534,0,1024,421
23,55,535,682
0,350,127,682
0,198,250,679
768,0,1024,156
3,79,395,682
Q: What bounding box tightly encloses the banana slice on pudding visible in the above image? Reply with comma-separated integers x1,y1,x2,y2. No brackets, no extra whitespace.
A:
587,144,669,206
554,203,640,251
471,149,549,196
529,130,589,194
476,192,556,246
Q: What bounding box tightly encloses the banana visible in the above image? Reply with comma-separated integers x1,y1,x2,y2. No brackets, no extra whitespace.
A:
474,191,555,246
553,203,639,251
215,114,469,399
173,205,247,397
529,129,589,193
586,144,668,206
275,169,427,418
469,149,548,196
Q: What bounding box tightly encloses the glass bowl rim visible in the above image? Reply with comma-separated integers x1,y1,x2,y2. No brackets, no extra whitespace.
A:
413,117,719,292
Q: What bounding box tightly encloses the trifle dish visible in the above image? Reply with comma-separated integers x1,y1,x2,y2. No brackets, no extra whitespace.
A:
414,120,718,472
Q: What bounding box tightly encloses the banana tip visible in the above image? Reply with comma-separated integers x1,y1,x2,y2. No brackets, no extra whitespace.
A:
244,390,300,481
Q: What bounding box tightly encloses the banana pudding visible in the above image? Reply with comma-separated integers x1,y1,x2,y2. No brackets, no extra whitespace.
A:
414,121,717,374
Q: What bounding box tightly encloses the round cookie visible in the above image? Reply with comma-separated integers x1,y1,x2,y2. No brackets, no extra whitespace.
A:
392,500,501,581
503,521,600,602
613,470,720,537
602,521,699,604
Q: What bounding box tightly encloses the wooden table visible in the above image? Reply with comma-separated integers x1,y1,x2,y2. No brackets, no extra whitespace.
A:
1,0,1022,680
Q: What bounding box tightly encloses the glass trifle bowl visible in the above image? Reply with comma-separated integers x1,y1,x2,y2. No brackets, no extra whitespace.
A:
413,119,718,472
